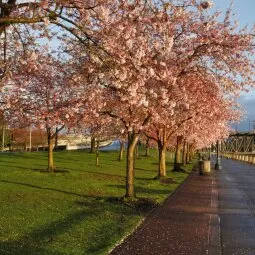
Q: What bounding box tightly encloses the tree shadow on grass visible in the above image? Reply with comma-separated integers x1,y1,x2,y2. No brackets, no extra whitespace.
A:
49,169,125,180
110,158,124,162
0,164,47,171
136,177,156,181
97,150,118,154
0,211,89,255
139,154,151,157
33,169,70,173
0,164,31,170
95,162,122,167
135,167,156,172
0,164,71,173
0,162,125,180
0,198,138,255
172,168,187,173
0,178,123,199
107,184,170,195
0,179,87,198
47,159,83,165
75,197,159,215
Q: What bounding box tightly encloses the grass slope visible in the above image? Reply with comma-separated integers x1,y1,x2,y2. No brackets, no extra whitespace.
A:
0,149,195,255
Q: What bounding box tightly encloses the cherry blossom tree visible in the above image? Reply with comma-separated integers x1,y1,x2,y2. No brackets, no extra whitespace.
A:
80,115,120,165
146,70,242,176
64,1,255,197
2,0,254,199
89,2,177,197
1,55,85,170
141,1,255,176
0,0,121,82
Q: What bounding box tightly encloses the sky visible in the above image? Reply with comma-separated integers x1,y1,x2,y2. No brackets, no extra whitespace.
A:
211,0,255,132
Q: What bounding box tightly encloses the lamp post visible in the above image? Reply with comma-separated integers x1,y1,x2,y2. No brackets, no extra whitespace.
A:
214,140,222,170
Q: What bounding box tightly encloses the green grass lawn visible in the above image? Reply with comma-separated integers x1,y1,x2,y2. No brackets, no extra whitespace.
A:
0,148,195,255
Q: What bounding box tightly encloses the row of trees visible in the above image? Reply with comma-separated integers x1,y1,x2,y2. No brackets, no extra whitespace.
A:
1,1,255,197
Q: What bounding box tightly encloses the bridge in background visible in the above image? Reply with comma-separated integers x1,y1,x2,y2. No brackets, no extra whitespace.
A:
222,132,255,153
214,132,255,153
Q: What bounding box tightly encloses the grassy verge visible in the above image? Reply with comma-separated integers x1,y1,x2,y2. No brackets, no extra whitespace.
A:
0,149,196,255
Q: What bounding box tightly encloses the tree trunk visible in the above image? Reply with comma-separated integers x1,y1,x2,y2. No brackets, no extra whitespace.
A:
189,144,195,160
182,140,187,166
145,138,150,156
158,141,166,178
10,131,14,151
174,135,183,171
90,136,96,153
119,141,124,161
2,125,5,151
46,126,55,171
48,137,55,171
135,143,139,159
186,143,190,163
126,131,139,198
96,140,99,166
28,126,31,152
54,127,58,151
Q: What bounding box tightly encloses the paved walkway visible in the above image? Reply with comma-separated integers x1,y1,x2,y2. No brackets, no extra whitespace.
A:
110,158,255,255
218,158,255,255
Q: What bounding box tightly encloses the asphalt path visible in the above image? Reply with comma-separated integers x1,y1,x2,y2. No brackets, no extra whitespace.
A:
110,166,219,255
109,157,255,255
218,158,255,255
